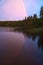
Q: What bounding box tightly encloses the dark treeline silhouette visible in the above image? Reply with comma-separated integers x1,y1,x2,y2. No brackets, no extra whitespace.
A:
0,6,43,28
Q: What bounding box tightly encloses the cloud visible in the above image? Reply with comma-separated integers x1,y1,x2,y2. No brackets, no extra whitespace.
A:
0,0,27,20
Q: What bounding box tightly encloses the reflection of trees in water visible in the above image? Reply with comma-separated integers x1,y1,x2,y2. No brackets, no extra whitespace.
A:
14,28,43,50
32,35,37,40
24,32,37,40
38,35,43,50
24,30,43,50
26,33,43,50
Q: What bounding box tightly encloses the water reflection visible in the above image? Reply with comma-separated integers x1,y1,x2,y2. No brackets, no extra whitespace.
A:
24,31,43,50
38,35,43,50
0,27,43,65
0,28,25,65
14,28,43,50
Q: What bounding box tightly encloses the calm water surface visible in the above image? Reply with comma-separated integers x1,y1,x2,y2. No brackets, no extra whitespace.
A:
0,27,43,65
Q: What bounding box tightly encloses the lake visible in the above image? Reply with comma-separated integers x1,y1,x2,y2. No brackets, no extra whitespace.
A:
0,27,43,65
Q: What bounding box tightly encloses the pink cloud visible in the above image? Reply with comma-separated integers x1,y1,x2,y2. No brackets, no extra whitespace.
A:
2,0,27,20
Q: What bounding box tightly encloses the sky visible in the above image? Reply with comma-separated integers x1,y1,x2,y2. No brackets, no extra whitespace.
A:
0,0,43,20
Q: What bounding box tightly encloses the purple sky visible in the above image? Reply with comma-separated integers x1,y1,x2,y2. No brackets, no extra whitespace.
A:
0,0,43,20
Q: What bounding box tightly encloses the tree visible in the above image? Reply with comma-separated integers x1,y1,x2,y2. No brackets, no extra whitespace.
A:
33,14,37,19
33,14,37,22
40,6,43,19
